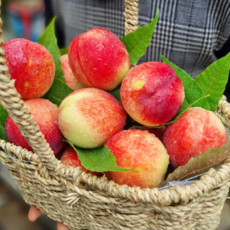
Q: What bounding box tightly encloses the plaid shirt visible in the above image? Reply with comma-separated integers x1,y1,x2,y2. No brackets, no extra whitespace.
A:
45,0,230,97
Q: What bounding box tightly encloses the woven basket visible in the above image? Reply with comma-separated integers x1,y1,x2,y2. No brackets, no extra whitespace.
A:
1,0,230,229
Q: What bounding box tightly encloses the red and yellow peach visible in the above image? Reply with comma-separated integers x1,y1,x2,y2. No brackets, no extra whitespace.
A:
2,38,55,99
130,126,166,142
163,107,228,168
5,98,64,154
106,129,169,188
120,62,184,126
60,54,85,90
68,28,130,91
58,88,127,148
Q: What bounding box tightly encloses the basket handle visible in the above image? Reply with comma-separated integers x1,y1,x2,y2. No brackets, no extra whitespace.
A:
0,0,139,172
124,0,139,35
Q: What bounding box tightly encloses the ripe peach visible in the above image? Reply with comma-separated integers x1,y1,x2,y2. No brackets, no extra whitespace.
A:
163,107,228,168
61,146,102,177
60,54,85,90
120,62,184,126
130,126,166,142
5,98,64,154
2,38,55,100
58,88,127,148
106,129,169,188
68,28,130,91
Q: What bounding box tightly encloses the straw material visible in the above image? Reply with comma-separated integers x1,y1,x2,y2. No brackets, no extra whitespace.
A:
124,0,139,35
0,0,230,229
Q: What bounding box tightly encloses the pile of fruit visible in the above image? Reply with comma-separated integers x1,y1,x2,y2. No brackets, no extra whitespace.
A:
2,20,230,189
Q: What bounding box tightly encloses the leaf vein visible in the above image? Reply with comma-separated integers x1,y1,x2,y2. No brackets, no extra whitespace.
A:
128,30,150,56
205,61,227,95
81,149,113,170
47,94,62,101
173,160,224,181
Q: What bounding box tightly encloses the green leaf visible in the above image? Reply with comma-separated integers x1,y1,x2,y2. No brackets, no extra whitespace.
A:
37,18,73,106
162,56,210,110
195,53,230,112
165,94,210,125
43,79,73,106
176,100,189,116
60,47,69,56
164,140,230,182
67,141,134,172
37,18,63,78
109,85,121,103
121,9,159,65
0,104,8,141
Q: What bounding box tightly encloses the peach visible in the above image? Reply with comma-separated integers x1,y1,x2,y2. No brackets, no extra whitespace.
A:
58,88,127,148
68,28,130,91
130,126,166,142
60,54,85,90
5,98,64,154
106,129,169,188
163,107,228,168
2,38,55,100
61,146,102,177
120,62,184,126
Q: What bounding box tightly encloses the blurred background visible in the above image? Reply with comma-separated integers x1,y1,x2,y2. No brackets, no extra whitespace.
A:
1,0,45,42
0,0,230,230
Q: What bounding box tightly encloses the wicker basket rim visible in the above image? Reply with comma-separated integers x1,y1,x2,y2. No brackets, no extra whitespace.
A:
1,134,230,205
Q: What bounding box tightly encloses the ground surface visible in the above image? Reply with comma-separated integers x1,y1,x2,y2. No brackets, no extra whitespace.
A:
0,180,56,230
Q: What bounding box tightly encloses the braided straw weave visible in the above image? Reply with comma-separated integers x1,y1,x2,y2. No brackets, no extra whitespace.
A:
1,0,230,229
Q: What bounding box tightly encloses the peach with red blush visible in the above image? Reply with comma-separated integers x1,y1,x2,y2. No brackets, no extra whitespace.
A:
106,129,169,188
3,38,55,99
58,88,127,148
5,98,64,154
163,107,228,168
120,62,184,126
68,28,130,91
60,54,85,90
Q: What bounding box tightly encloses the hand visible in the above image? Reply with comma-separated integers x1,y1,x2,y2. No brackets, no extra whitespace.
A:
28,205,69,230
